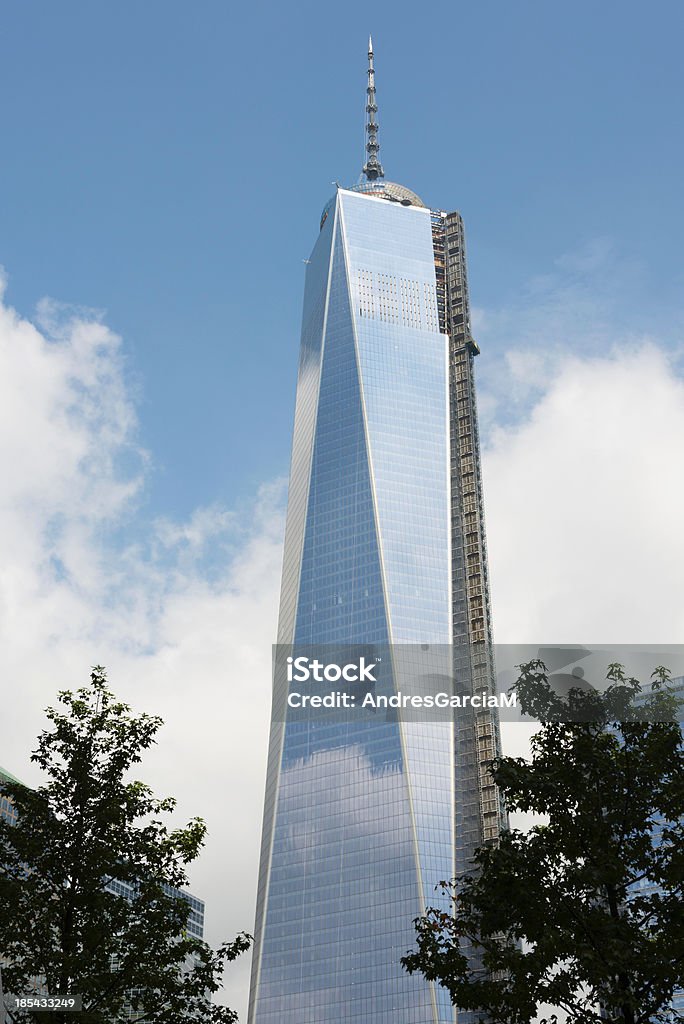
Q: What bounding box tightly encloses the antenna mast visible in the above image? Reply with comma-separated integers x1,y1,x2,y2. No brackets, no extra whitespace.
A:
362,36,384,181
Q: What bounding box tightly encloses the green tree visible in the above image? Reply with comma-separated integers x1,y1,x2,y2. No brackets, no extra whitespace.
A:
0,668,250,1024
402,663,684,1024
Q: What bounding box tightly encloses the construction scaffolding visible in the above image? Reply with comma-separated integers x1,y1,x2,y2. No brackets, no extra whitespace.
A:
430,206,507,1024
432,209,507,867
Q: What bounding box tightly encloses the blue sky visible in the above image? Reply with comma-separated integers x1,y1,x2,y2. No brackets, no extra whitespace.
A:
2,4,684,1017
2,0,683,521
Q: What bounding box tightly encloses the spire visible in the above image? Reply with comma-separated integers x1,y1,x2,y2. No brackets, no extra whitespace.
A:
363,35,384,181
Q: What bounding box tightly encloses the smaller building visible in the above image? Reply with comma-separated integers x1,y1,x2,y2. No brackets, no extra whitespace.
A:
0,765,205,938
0,763,207,1021
105,877,205,941
0,765,20,826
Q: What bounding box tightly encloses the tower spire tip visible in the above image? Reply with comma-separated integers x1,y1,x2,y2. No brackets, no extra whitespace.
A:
362,36,384,181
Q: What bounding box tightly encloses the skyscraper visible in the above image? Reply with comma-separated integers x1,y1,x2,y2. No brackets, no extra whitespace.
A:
248,41,505,1024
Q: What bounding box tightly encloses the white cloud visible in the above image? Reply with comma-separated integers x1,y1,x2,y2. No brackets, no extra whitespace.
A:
473,238,684,439
0,275,283,1018
483,343,684,642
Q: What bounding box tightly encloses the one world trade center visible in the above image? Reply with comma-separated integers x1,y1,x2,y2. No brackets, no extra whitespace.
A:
248,41,506,1024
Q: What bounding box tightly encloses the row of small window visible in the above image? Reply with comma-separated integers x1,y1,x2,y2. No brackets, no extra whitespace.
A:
354,270,439,332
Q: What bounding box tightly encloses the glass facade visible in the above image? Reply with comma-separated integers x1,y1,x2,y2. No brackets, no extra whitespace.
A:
0,767,19,826
249,189,458,1024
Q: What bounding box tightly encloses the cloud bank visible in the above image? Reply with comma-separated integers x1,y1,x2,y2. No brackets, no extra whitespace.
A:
484,343,684,643
0,273,282,1015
